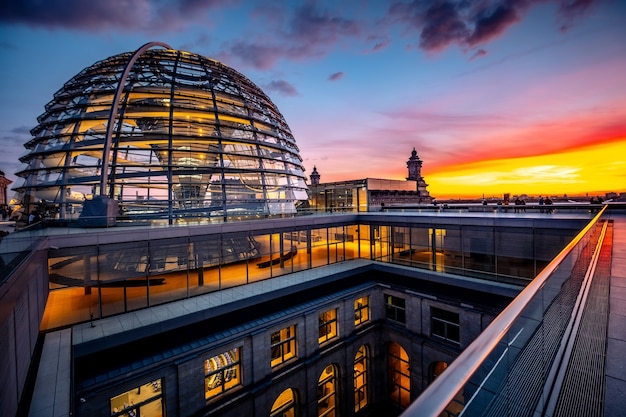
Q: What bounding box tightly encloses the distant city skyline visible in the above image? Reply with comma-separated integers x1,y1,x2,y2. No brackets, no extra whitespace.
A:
1,0,625,199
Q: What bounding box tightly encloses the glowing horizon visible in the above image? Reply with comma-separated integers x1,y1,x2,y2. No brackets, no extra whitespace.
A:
425,139,626,199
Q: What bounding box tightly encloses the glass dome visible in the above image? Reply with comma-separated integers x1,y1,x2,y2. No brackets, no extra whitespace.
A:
14,42,308,224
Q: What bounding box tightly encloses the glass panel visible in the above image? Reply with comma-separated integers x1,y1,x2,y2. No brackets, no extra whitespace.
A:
189,236,221,296
286,229,309,272
311,227,328,268
440,225,463,274
44,246,100,329
148,237,190,306
221,233,252,288
496,227,535,282
344,224,359,260
358,224,371,259
249,232,272,282
462,225,495,278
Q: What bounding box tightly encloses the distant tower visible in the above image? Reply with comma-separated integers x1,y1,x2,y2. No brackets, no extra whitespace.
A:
406,148,432,201
406,148,422,181
310,166,321,185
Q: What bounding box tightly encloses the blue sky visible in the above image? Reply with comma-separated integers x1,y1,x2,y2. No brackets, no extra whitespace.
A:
1,0,625,197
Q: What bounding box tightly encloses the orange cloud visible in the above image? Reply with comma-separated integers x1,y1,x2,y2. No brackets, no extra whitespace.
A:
427,138,626,198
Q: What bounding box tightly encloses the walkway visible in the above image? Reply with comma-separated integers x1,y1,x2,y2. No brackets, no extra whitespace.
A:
605,214,626,416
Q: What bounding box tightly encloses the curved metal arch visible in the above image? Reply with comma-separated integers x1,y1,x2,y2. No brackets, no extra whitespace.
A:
100,41,172,196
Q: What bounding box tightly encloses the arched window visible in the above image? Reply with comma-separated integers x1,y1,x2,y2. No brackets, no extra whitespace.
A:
270,388,297,417
318,365,337,417
388,342,410,408
428,361,448,383
354,345,368,412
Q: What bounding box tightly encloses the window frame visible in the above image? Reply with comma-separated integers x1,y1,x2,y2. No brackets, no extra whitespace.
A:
431,307,461,345
385,294,406,324
317,364,337,417
354,296,370,327
204,347,242,400
109,378,164,417
318,308,338,344
354,345,368,412
388,342,411,409
271,325,297,367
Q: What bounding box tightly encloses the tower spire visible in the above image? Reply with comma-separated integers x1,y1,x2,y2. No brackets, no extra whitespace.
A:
310,165,320,185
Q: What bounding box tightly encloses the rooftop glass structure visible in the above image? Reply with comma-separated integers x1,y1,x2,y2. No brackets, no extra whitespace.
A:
13,42,308,224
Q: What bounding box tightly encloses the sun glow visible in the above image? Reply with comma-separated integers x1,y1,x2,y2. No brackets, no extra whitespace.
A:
427,139,626,198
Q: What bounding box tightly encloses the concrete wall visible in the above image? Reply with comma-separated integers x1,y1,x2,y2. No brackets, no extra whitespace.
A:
0,246,49,417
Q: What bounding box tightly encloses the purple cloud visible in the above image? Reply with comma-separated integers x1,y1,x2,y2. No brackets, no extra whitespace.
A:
469,48,488,61
388,0,600,53
328,72,344,81
264,80,299,97
10,126,32,135
419,2,470,51
467,4,520,46
0,0,229,32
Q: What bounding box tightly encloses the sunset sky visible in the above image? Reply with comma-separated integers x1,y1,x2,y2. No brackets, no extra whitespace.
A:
1,0,625,199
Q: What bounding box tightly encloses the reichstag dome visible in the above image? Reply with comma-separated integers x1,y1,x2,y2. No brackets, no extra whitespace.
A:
14,42,309,224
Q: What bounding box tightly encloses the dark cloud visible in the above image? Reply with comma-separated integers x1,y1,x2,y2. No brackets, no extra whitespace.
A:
222,41,288,70
9,126,32,135
467,4,520,46
328,72,344,81
264,80,298,97
469,48,488,60
220,3,364,70
419,2,470,51
0,0,228,32
388,0,600,54
288,4,360,43
1,0,600,69
558,0,597,30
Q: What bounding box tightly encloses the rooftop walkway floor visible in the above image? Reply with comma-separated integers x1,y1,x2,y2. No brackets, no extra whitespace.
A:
605,214,626,416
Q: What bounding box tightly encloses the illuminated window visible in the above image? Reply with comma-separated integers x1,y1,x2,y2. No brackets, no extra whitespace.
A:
354,296,369,326
388,342,410,408
271,325,297,367
271,388,298,417
318,365,337,417
428,361,449,383
110,378,163,417
385,294,406,324
204,347,241,399
318,309,338,344
431,307,460,345
354,345,368,412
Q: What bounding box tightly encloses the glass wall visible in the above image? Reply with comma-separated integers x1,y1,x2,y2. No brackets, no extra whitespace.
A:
42,220,578,330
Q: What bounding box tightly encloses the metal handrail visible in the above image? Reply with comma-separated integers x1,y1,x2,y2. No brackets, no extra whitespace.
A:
400,204,608,417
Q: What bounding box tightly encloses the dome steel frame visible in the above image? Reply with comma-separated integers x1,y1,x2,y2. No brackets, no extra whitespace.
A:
15,43,309,224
